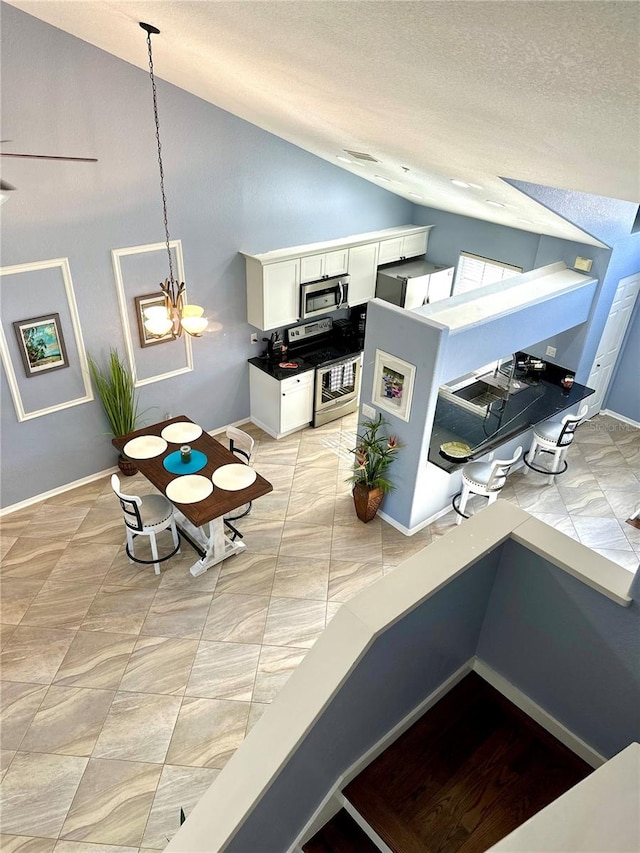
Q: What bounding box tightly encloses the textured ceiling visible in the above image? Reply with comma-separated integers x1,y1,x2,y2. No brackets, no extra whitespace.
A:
4,0,640,246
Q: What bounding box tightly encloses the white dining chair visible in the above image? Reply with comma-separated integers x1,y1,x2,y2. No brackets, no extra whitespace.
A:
224,427,256,523
525,404,588,482
111,473,180,574
455,446,522,524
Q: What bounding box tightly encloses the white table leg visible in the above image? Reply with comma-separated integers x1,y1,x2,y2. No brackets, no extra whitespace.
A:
173,511,246,577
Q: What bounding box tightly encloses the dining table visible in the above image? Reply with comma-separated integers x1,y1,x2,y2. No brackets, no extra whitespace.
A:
113,415,273,577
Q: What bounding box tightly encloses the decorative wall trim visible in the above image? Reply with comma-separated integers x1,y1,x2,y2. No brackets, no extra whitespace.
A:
111,241,193,387
0,257,93,421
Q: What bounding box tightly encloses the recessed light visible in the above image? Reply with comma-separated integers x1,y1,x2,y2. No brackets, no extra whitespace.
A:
409,192,423,198
374,175,392,183
467,182,483,190
451,179,470,188
486,200,506,208
517,218,533,225
336,156,352,163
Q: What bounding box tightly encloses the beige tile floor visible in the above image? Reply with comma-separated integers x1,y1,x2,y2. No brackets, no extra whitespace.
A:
0,411,638,850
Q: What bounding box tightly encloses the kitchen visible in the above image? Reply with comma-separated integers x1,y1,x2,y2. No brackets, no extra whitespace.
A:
241,222,600,533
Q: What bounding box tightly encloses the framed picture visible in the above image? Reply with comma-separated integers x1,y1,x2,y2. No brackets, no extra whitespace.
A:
13,313,69,377
134,293,175,347
372,349,416,422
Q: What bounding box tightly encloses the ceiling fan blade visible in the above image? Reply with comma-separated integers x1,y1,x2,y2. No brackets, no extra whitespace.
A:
0,153,97,162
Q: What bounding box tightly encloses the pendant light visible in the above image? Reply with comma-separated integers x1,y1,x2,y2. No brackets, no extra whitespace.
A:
140,22,207,338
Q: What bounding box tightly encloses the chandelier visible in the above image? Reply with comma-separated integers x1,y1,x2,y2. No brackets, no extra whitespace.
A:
140,22,207,338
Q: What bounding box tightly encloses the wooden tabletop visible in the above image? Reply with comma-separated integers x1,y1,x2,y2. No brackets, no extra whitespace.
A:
112,416,273,528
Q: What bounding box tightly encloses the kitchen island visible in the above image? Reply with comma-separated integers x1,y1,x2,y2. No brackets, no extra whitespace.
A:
429,377,594,472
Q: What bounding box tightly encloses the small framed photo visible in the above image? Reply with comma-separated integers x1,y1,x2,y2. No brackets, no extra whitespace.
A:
13,314,69,377
134,293,175,347
372,349,416,422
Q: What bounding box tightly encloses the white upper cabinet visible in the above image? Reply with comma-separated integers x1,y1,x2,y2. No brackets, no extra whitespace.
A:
300,249,348,283
246,258,300,331
347,242,379,307
243,226,432,330
378,230,428,265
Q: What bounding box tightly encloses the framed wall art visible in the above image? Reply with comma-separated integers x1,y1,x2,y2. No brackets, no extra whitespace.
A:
372,349,416,422
134,293,175,347
13,313,69,377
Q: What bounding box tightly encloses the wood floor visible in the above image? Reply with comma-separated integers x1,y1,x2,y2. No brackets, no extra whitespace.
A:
302,809,380,853
306,673,592,852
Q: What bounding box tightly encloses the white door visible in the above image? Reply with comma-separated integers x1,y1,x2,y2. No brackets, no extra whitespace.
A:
586,273,640,418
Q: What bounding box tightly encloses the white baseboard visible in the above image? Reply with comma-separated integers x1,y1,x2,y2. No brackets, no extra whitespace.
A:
472,658,605,768
1,416,253,516
378,501,454,536
0,465,118,516
600,409,640,430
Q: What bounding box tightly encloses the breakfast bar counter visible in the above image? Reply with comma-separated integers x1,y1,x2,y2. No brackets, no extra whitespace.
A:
429,379,594,472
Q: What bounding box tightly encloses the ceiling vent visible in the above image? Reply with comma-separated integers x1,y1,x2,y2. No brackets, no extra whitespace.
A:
344,150,380,163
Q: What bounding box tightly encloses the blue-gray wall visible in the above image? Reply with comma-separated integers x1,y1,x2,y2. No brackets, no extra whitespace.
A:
507,180,640,417
477,539,640,759
0,4,412,507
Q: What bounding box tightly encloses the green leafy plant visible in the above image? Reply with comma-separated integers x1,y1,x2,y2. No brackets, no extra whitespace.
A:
88,348,141,437
348,413,402,494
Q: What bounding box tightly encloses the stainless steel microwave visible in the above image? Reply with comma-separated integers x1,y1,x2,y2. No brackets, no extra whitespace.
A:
300,275,349,320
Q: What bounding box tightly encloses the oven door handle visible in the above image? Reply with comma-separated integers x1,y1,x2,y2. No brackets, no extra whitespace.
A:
338,280,345,308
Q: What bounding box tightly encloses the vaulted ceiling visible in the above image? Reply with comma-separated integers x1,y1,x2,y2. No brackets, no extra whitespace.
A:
4,0,640,246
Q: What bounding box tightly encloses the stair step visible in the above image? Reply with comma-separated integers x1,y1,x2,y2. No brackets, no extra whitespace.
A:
302,808,380,852
343,672,592,853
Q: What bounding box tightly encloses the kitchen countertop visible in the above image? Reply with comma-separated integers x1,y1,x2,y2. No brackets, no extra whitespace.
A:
429,379,594,472
248,356,315,380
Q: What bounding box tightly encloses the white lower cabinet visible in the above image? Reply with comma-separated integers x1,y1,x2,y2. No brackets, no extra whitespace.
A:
249,365,315,438
347,242,379,306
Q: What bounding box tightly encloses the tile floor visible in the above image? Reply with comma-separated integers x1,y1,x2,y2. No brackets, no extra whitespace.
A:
0,411,638,851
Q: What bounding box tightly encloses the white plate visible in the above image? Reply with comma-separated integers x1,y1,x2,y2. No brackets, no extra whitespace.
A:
166,475,213,504
161,422,203,444
212,463,257,491
123,435,168,459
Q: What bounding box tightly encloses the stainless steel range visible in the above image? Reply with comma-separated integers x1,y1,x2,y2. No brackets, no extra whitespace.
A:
286,317,362,427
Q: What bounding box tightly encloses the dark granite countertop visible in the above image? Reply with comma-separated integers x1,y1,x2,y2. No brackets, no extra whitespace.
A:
248,356,315,381
429,379,594,472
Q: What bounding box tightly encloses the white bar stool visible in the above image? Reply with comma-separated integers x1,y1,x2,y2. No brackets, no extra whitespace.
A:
111,474,180,574
524,404,588,482
455,447,522,524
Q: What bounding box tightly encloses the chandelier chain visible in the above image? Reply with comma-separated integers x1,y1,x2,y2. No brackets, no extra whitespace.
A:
145,28,175,287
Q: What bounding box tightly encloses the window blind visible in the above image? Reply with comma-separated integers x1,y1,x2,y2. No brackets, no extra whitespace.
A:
453,252,522,296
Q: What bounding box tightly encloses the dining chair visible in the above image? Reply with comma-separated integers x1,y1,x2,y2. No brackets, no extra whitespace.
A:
224,427,256,523
111,473,180,574
455,446,522,524
524,404,588,481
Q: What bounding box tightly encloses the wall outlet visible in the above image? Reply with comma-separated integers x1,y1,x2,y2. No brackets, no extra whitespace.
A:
362,403,376,419
546,346,557,357
574,256,593,272
250,333,259,344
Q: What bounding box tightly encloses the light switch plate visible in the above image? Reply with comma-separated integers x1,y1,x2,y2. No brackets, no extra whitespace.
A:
574,256,593,272
362,403,376,419
546,346,557,357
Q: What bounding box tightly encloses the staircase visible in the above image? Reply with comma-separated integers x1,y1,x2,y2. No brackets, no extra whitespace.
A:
303,673,592,852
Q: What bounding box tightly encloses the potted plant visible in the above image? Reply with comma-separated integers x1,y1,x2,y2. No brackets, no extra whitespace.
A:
348,413,401,522
88,348,142,476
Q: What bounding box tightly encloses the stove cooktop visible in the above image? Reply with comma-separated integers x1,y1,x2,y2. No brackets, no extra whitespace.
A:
289,343,360,368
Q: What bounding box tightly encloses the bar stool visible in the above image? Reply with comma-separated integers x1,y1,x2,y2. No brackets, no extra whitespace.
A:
524,404,588,481
455,447,522,524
